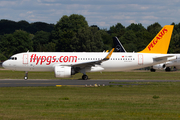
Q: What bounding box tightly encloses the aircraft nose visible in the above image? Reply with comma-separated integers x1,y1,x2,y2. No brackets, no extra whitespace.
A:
2,61,7,68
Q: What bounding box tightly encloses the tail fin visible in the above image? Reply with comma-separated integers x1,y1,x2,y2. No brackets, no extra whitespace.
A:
138,25,174,54
113,37,126,52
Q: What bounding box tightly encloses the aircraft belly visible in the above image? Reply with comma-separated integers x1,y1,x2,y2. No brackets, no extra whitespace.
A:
29,66,53,71
102,60,138,71
14,65,53,71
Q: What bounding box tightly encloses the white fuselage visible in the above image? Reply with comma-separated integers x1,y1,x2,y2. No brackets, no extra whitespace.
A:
2,52,174,72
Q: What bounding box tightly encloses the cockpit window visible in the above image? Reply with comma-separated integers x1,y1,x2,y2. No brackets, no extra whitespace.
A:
9,57,17,60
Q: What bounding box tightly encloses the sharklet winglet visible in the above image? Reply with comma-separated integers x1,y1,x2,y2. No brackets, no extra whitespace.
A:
104,48,115,60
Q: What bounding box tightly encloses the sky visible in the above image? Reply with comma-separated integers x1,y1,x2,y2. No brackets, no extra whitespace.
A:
0,0,180,29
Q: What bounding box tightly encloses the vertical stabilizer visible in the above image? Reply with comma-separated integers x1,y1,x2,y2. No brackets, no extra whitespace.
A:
113,37,126,52
138,25,174,54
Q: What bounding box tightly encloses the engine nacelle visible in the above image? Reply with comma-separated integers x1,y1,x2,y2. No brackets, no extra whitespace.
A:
54,66,72,78
153,63,166,70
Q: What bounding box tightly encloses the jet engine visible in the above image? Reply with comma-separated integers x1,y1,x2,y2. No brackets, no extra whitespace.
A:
153,63,166,70
54,66,76,78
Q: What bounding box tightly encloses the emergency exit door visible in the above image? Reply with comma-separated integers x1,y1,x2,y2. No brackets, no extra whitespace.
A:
23,54,28,64
138,54,143,65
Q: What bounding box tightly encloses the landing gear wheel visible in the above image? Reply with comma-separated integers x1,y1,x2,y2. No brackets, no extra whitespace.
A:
165,67,171,72
150,68,156,72
24,71,28,80
82,75,88,80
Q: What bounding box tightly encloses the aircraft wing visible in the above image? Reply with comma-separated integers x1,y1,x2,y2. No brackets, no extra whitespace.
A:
62,48,115,68
153,55,177,62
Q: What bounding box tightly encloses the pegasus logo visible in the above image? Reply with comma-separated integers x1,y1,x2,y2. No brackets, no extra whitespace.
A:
148,27,168,51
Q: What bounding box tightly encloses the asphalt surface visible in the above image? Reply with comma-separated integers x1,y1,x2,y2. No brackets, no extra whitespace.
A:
0,79,180,87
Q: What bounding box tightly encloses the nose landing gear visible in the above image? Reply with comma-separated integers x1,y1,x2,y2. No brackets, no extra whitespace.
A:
24,71,28,80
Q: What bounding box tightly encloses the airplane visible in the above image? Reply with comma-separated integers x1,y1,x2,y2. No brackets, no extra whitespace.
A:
2,25,176,80
113,33,180,72
150,55,180,72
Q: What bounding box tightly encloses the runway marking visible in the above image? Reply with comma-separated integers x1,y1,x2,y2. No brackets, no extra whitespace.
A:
56,85,85,87
1,79,180,87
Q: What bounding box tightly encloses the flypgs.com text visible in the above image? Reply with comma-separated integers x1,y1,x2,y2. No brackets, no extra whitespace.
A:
30,54,77,65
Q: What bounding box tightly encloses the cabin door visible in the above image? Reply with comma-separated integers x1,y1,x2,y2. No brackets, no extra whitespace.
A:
23,54,28,64
138,54,143,65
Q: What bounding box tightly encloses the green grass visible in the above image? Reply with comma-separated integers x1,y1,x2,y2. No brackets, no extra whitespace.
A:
0,83,180,119
1,69,180,119
1,69,180,80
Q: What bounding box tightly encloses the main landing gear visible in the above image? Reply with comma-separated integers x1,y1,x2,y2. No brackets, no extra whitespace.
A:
24,71,28,80
82,74,88,80
150,68,156,72
165,67,171,72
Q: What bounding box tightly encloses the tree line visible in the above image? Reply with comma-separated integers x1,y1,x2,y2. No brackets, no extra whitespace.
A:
1,14,180,61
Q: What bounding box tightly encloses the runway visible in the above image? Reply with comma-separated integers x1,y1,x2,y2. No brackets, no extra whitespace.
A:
0,79,180,87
